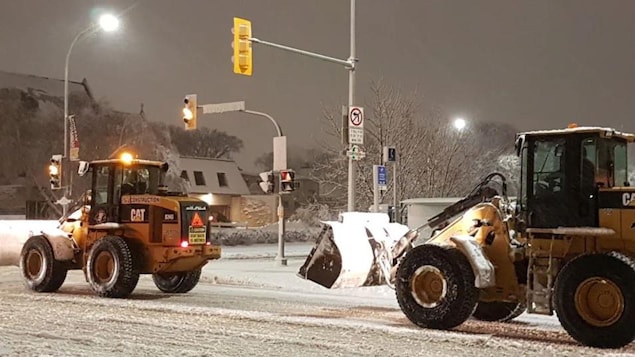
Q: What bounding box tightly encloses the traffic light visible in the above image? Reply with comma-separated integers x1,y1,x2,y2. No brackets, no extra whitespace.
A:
183,94,197,130
383,146,396,163
279,169,295,193
258,171,274,194
49,154,62,190
232,17,252,76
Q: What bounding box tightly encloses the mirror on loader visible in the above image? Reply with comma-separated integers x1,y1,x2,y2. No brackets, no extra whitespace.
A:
78,161,90,176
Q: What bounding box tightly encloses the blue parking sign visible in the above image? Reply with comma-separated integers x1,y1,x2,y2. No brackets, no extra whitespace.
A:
377,165,387,186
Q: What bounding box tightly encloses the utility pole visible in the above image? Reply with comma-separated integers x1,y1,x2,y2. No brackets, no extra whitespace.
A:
197,100,288,266
234,0,358,211
347,0,357,212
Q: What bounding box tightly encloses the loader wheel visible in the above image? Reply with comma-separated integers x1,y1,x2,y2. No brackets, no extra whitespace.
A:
395,244,478,329
554,252,635,348
472,301,525,322
86,236,139,298
19,235,67,292
152,269,202,293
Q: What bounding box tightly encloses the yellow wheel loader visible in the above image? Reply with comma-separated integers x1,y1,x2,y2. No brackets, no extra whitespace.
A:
299,126,635,348
20,154,221,298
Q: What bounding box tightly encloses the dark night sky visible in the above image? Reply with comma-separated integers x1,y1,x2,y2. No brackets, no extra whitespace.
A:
1,0,634,171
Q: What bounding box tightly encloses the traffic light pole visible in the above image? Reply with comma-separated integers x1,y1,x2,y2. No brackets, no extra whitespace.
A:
247,0,357,211
347,0,356,212
198,101,288,265
240,110,286,266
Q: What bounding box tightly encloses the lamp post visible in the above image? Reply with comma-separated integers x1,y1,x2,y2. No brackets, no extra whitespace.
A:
62,13,119,215
453,117,467,132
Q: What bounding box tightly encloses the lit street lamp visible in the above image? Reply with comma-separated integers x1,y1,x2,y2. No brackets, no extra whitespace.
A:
453,117,467,132
62,13,119,215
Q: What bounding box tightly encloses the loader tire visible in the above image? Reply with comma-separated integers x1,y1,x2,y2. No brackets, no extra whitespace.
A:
395,244,478,330
152,269,202,293
86,236,139,298
472,301,525,322
20,235,67,292
554,252,635,348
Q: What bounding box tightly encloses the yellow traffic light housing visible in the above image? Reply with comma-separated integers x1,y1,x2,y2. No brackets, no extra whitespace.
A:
49,154,62,190
232,17,253,76
183,94,198,130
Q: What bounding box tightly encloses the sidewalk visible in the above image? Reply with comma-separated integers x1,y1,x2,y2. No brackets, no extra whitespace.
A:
220,242,314,260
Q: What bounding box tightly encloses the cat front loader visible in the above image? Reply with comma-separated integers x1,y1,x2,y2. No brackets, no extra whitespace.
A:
299,125,635,349
19,153,221,298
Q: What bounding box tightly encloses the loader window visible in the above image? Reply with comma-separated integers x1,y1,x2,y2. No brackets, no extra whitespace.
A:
581,139,597,194
612,141,628,187
595,139,627,188
121,166,161,195
94,166,111,205
519,145,528,210
533,139,565,194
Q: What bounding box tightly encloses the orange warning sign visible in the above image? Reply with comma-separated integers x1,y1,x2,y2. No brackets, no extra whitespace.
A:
190,212,204,227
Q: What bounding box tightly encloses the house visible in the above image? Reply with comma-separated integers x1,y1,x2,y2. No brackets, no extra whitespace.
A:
178,156,251,224
0,70,94,103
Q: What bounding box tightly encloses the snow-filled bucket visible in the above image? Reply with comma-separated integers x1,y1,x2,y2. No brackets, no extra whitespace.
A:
297,212,410,289
0,220,60,266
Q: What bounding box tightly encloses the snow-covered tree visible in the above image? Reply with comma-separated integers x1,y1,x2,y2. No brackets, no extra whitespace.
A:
309,81,517,210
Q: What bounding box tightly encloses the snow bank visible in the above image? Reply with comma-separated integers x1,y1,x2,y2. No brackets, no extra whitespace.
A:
0,220,59,266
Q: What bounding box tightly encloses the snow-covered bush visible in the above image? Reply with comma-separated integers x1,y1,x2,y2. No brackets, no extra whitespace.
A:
213,226,321,246
289,202,337,227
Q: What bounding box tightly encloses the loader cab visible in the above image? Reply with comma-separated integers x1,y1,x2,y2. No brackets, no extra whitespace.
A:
85,157,168,225
516,126,633,228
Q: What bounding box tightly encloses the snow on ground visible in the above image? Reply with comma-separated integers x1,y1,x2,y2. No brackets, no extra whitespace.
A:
2,237,635,355
0,244,634,356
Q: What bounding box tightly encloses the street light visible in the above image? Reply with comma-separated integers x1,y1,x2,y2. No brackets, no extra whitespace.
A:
453,117,467,131
62,13,120,215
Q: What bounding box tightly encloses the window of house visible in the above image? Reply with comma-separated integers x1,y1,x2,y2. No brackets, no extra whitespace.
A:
180,170,189,181
217,172,228,187
193,171,206,186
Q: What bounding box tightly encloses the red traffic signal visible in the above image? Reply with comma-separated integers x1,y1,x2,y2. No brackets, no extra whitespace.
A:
279,169,295,193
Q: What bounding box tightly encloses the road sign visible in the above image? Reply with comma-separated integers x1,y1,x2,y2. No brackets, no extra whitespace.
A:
348,106,364,128
346,144,366,161
377,165,387,189
202,101,245,114
68,115,80,161
349,127,364,145
273,136,287,172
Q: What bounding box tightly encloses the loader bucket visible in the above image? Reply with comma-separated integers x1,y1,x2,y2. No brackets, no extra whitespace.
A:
298,212,410,289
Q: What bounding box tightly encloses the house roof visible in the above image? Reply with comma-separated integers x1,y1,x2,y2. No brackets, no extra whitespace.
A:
179,156,250,196
0,70,93,100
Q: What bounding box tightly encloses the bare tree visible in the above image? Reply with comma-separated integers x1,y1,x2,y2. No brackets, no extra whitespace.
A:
168,126,243,159
309,81,516,210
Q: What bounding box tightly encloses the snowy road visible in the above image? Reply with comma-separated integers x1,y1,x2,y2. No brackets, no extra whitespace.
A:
0,244,633,356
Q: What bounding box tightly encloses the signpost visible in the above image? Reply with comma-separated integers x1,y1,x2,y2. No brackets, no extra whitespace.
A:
377,165,387,189
201,101,245,114
348,106,364,145
373,164,387,212
196,98,288,266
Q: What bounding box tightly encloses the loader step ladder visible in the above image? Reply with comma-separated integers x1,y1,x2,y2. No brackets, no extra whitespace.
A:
525,226,616,315
526,230,563,316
